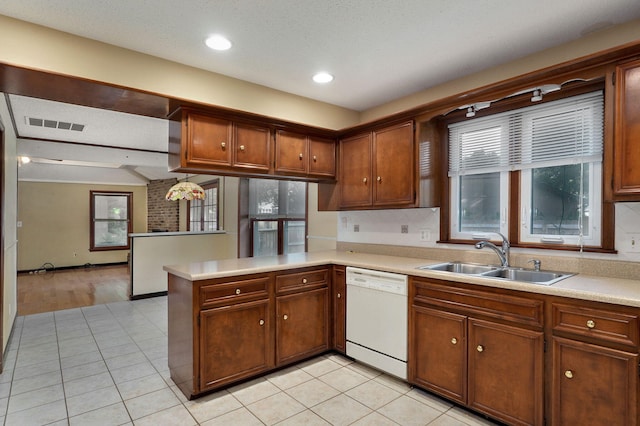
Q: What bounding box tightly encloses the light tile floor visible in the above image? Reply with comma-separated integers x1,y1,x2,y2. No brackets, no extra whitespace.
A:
0,296,501,425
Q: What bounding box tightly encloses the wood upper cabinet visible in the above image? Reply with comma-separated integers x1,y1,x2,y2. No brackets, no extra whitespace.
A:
275,130,336,179
409,277,544,425
613,59,640,199
169,108,271,173
275,267,330,366
338,121,416,209
332,266,346,353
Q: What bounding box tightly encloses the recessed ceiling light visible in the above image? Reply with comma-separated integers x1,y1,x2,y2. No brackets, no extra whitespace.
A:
205,35,232,51
313,72,334,84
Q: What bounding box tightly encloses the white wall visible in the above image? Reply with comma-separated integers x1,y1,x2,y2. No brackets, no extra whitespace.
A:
0,96,18,353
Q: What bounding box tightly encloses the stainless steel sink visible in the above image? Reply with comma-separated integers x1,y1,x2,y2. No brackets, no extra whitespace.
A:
418,262,573,285
481,268,573,286
418,262,499,275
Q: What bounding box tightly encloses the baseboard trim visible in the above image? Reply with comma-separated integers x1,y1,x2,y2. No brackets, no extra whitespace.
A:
130,291,167,300
18,262,128,275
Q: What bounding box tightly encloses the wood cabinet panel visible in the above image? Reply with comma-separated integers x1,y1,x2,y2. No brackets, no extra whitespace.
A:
275,267,329,294
614,59,640,198
233,122,271,170
309,136,336,177
373,121,415,206
276,287,329,365
468,319,544,426
274,130,336,178
200,275,270,309
332,266,346,353
200,299,273,390
339,133,372,208
551,336,638,425
552,302,639,347
411,305,466,404
187,113,233,167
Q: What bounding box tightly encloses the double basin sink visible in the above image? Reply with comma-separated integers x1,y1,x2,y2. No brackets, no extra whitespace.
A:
418,262,573,286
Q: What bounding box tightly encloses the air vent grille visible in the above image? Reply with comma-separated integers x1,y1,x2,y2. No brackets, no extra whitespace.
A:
27,117,85,132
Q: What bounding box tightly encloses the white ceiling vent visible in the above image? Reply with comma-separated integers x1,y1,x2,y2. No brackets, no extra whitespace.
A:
26,117,85,132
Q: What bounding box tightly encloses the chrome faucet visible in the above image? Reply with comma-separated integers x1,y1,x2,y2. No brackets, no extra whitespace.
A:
474,232,510,267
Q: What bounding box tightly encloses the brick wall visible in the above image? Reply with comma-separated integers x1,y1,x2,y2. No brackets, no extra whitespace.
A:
147,178,179,232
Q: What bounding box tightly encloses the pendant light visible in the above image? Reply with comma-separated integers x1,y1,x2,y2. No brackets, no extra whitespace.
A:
165,176,206,201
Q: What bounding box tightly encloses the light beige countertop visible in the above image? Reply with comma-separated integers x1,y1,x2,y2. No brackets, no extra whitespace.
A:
163,250,640,308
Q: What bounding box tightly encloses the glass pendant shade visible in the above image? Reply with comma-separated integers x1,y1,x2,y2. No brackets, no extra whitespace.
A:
165,181,206,201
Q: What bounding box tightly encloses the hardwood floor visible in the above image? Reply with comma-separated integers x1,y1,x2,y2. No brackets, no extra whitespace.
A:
17,264,130,316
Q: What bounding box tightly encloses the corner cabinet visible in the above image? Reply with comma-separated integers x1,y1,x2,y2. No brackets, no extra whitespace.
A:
409,277,545,426
274,130,336,179
613,59,640,199
338,121,416,209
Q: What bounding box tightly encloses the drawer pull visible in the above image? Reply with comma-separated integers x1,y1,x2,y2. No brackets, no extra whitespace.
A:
476,345,484,353
337,293,341,298
299,153,303,159
302,278,308,284
239,145,245,151
586,319,596,329
283,314,288,320
377,176,382,183
313,155,317,162
451,337,458,345
363,177,367,184
220,142,226,149
259,319,264,326
565,370,574,379
235,289,241,295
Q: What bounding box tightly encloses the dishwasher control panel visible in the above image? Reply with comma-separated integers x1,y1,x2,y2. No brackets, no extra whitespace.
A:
345,266,408,296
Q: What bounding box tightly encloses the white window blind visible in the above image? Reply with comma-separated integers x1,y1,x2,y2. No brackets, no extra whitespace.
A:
448,91,603,176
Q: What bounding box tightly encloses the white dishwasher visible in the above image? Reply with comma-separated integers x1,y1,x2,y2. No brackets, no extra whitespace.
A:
346,266,408,379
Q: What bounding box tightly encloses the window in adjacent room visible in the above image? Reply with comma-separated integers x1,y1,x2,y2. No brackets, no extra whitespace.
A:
90,191,132,251
447,90,604,249
248,178,307,257
187,180,220,232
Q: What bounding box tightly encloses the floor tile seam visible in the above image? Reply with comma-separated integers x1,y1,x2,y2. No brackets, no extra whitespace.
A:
405,388,455,413
265,372,316,392
307,392,374,426
244,394,305,425
4,383,68,418
314,370,374,394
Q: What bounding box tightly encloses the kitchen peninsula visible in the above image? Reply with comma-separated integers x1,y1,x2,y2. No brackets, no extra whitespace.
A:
165,250,640,425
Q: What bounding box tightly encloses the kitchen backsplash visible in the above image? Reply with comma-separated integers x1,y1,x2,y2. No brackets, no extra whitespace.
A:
337,202,640,263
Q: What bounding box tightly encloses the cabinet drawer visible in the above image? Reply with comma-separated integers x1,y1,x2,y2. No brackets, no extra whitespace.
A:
200,275,270,308
276,268,329,294
552,303,639,347
412,279,543,328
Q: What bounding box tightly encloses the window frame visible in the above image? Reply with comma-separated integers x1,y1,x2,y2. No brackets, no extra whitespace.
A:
89,190,132,252
440,82,614,252
187,179,220,232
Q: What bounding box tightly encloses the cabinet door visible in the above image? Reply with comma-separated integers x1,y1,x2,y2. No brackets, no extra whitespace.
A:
309,136,336,178
468,319,544,426
339,133,372,208
200,299,273,390
275,130,307,174
332,267,346,353
410,306,466,404
187,113,233,167
614,60,640,198
373,121,415,206
233,122,271,171
552,337,638,426
276,287,329,365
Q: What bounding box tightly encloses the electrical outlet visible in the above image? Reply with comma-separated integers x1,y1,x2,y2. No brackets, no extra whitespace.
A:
420,229,431,241
354,224,359,232
401,225,408,234
630,234,640,252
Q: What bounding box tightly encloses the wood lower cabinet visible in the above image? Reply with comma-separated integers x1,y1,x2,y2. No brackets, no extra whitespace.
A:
551,337,638,425
275,267,330,365
332,266,346,353
409,277,544,426
613,59,640,199
168,266,330,399
338,121,416,209
200,299,273,390
550,300,639,425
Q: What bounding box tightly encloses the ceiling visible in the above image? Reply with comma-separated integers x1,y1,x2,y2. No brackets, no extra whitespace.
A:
1,1,640,185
